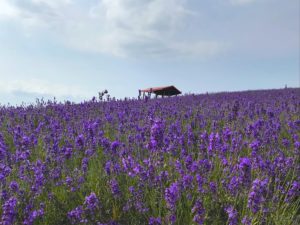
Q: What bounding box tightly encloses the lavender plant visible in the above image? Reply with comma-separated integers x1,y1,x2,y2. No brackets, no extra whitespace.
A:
0,88,299,224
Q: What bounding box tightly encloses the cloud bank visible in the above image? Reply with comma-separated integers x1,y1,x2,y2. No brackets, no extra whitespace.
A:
0,0,225,58
230,0,257,5
0,78,93,105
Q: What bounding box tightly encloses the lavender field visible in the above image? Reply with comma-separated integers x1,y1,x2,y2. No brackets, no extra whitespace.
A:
0,88,299,225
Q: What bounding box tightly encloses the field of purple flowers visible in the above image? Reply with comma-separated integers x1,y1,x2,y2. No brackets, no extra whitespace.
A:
0,88,299,225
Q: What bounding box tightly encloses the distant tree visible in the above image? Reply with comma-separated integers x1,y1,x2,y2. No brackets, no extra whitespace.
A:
98,89,108,101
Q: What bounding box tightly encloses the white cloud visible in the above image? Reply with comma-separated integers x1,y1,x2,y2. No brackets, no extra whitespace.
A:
0,0,225,58
0,0,72,28
0,0,19,18
168,41,226,57
230,0,257,5
0,78,92,99
31,0,72,8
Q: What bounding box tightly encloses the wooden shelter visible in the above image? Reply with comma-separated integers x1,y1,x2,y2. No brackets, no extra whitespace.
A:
139,86,181,99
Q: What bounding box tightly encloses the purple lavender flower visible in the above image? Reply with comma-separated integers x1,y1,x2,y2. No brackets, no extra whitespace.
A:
239,157,251,170
81,157,89,173
23,207,44,225
247,178,269,214
111,141,120,153
208,132,215,155
238,157,252,185
0,134,7,161
31,160,45,192
165,182,180,210
182,174,193,190
156,171,169,184
1,197,18,225
228,176,240,196
104,161,112,175
148,217,162,225
76,134,85,148
192,200,205,225
0,164,11,179
63,147,72,159
66,176,73,186
286,181,300,202
241,216,252,225
250,140,260,157
68,206,84,224
84,149,94,156
184,155,193,170
196,174,204,193
168,214,176,224
1,190,8,201
109,179,121,198
9,181,19,192
84,192,99,211
148,118,164,150
225,206,238,225
209,181,217,194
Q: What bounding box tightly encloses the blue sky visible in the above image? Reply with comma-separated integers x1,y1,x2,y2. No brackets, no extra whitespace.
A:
0,0,299,105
